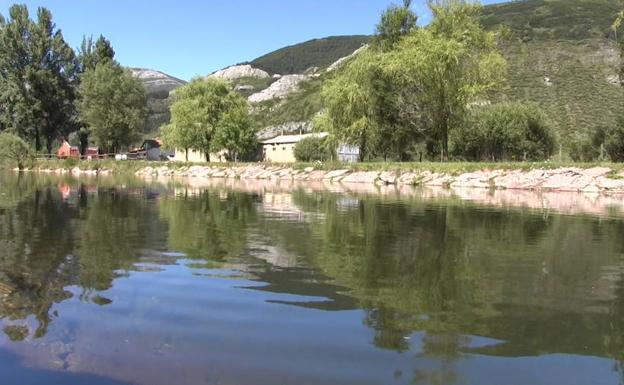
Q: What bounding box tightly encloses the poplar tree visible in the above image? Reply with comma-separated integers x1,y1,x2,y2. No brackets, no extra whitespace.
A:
0,5,78,153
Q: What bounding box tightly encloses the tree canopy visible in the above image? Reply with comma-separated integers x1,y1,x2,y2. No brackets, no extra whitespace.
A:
162,78,256,162
0,4,78,153
77,61,148,153
318,0,506,161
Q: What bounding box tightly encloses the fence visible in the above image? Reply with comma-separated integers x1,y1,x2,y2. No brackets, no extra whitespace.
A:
35,153,135,161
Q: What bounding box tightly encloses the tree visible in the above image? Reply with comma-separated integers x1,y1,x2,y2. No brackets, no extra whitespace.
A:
294,136,332,162
162,78,253,162
75,34,115,154
604,118,624,162
0,132,31,169
211,105,256,162
614,10,624,84
373,0,418,50
452,102,555,161
388,0,506,160
77,61,148,153
0,5,78,153
77,35,115,73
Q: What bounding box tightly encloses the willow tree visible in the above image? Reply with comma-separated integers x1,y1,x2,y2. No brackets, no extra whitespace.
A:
373,0,418,50
162,78,254,162
318,0,505,161
388,0,507,160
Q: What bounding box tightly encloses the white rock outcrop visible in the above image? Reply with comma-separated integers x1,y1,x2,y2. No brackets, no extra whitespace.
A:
248,75,309,103
326,45,368,72
209,65,270,81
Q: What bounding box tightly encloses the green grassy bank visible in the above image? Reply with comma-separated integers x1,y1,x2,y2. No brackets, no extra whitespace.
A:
8,159,624,178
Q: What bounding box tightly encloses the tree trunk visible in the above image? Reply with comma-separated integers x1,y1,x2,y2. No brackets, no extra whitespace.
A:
35,127,41,152
185,148,189,162
441,123,449,162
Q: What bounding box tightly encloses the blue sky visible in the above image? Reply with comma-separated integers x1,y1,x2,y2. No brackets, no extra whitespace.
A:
0,0,506,80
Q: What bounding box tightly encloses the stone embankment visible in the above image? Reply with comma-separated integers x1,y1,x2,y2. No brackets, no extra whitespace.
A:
129,164,624,194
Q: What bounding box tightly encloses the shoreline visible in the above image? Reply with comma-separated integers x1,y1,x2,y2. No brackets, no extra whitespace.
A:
22,162,624,195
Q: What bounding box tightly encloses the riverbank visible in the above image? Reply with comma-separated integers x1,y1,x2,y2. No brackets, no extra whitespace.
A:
21,160,624,194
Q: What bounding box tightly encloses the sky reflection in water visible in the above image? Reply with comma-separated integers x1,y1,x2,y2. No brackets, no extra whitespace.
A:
0,172,622,385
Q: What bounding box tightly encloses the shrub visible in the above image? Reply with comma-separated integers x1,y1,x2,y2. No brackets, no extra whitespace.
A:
0,133,32,169
604,119,624,162
452,102,555,161
294,136,332,162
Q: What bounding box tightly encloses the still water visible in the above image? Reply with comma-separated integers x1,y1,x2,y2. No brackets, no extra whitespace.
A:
0,172,623,385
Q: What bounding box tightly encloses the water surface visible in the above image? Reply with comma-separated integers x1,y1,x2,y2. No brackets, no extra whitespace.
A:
0,172,623,385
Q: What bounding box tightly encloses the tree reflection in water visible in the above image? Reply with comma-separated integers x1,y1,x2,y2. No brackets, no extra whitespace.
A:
0,173,623,384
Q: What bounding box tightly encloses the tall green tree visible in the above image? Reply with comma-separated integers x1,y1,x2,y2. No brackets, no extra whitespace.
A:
162,78,254,162
211,105,256,162
316,49,411,161
77,61,148,153
0,5,78,153
373,0,418,50
75,34,115,153
388,0,506,159
77,35,115,73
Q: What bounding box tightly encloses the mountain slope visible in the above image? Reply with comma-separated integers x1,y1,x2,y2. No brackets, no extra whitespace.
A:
249,35,370,75
482,0,624,158
130,68,186,136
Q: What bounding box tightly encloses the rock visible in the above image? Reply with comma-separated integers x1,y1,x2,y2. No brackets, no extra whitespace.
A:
327,45,368,72
449,171,492,189
397,172,419,185
583,167,611,178
248,75,309,103
306,171,327,181
378,171,397,185
341,171,379,184
209,65,269,81
304,167,314,173
607,74,620,85
234,84,255,92
322,169,351,181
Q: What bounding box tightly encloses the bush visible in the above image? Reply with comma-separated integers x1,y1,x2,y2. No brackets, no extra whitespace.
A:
0,133,32,169
604,119,624,162
452,102,555,161
294,136,332,162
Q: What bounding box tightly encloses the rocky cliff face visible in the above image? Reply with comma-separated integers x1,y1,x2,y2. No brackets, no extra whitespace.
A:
248,74,309,103
209,65,270,81
131,68,186,135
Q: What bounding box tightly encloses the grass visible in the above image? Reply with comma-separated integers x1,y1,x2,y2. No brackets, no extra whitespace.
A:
292,160,624,175
17,159,624,178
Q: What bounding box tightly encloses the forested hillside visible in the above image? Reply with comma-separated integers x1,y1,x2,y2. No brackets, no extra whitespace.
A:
483,0,624,159
249,35,370,75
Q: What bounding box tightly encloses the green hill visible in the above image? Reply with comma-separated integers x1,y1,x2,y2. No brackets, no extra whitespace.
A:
254,0,624,159
482,0,624,159
249,35,370,75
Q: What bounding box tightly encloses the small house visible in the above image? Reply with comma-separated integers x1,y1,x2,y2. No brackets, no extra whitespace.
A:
57,141,80,159
261,132,329,163
57,141,99,159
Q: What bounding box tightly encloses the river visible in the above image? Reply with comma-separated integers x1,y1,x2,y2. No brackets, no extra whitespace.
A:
0,172,622,385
